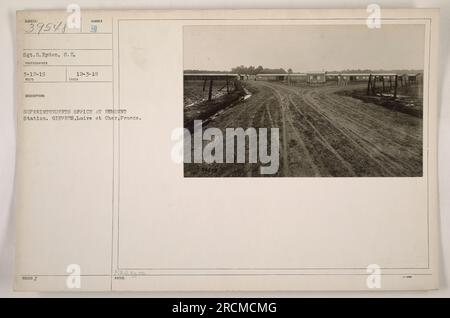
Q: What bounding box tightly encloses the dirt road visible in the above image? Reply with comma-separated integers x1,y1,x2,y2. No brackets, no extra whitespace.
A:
184,80,423,177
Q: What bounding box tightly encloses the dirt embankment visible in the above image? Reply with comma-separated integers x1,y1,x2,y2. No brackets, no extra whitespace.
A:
183,81,246,131
337,87,423,118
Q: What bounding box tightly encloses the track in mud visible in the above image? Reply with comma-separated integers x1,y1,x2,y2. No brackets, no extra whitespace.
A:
184,80,423,177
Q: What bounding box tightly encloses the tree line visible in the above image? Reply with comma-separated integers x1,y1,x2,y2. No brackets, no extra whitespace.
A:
231,65,293,75
183,66,294,75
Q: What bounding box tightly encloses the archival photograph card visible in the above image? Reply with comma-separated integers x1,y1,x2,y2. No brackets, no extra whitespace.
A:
14,9,439,291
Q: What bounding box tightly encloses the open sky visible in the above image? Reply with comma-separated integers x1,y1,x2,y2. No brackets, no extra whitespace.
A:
184,24,425,72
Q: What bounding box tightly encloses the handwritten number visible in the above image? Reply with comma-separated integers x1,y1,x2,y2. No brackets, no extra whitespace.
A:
24,21,67,34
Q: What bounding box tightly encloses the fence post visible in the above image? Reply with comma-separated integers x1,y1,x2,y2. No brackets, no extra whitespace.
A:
208,79,213,101
393,75,398,99
367,74,372,95
372,76,377,95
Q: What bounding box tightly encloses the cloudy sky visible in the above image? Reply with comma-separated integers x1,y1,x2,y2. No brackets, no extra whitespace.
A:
184,24,425,72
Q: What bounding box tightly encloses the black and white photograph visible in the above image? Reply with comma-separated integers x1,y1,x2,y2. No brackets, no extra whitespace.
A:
183,24,425,177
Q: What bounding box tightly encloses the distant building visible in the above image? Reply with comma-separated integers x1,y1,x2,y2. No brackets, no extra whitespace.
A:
326,73,339,82
287,73,307,83
348,74,371,81
184,73,239,81
306,72,326,84
250,71,422,86
408,73,423,85
255,74,287,81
